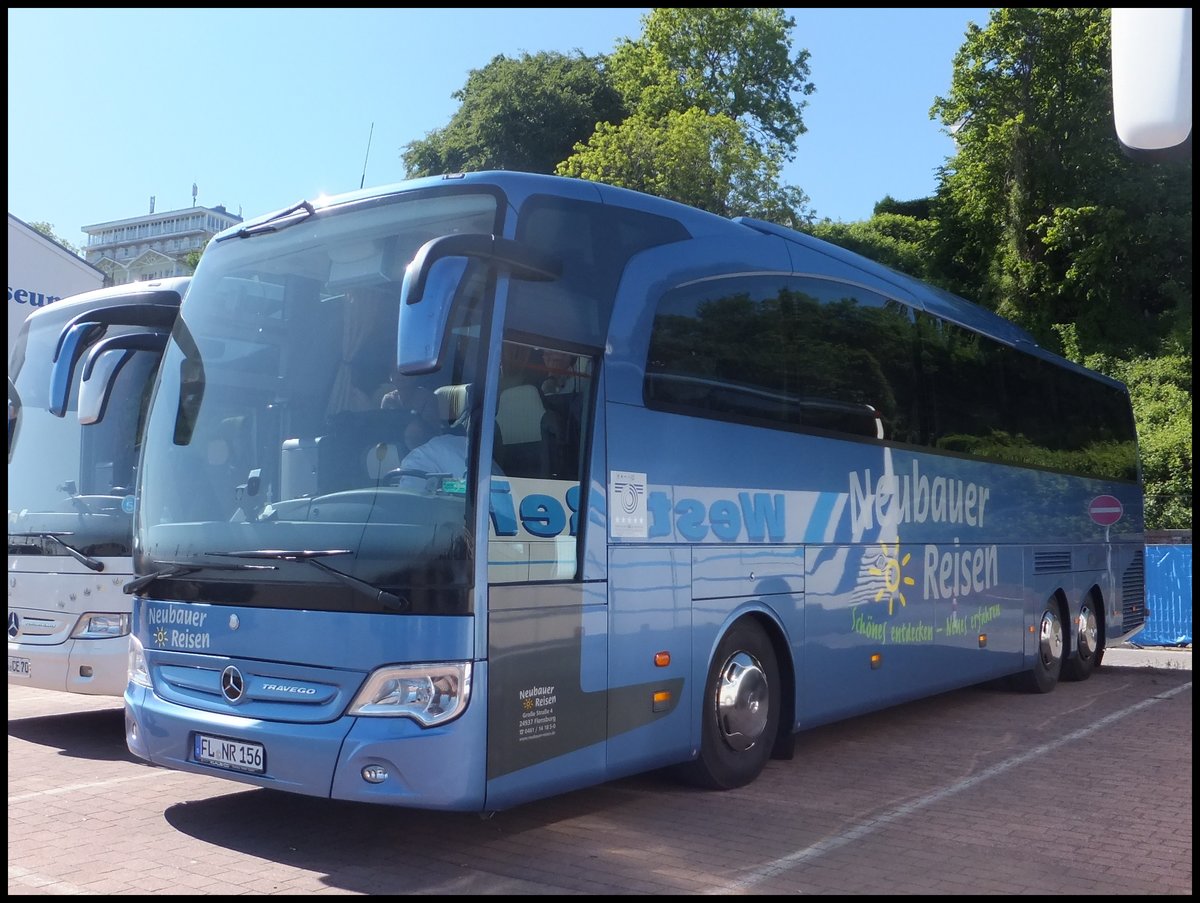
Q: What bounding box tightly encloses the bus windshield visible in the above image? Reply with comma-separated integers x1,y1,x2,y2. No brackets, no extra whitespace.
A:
9,307,160,557
135,190,500,616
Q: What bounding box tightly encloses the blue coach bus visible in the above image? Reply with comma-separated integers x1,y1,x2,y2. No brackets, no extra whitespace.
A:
112,172,1145,811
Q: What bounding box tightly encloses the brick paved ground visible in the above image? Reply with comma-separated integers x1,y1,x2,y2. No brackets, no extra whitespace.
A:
8,652,1191,895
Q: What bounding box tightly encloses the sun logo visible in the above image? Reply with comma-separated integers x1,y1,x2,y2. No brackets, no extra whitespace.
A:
522,697,534,712
869,541,915,616
154,626,168,646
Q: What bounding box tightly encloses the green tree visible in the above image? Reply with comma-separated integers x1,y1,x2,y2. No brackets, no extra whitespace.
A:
28,221,81,256
608,7,815,160
1085,349,1193,530
556,108,811,226
402,50,625,177
929,8,1191,357
561,7,815,221
805,211,934,278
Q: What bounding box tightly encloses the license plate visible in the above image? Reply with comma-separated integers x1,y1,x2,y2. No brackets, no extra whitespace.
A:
194,733,265,774
8,657,31,679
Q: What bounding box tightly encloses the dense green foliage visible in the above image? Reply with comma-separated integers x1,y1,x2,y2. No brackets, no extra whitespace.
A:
807,213,935,280
402,50,625,178
556,108,811,225
1086,349,1193,529
561,8,814,223
403,9,815,223
928,8,1191,359
606,7,814,159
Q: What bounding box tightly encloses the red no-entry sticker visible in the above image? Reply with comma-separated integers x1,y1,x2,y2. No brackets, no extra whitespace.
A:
1088,495,1124,526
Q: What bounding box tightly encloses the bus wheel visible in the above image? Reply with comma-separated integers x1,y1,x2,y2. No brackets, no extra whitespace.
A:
1015,598,1064,694
1063,594,1101,682
678,620,780,790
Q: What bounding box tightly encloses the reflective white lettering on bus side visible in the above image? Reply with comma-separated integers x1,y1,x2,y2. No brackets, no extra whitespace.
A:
850,461,990,535
922,541,998,600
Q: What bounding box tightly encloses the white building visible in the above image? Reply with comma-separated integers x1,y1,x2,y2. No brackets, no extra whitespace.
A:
82,198,242,287
7,213,105,369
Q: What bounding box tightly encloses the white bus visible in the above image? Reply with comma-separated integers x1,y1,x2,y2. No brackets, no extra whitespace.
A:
8,278,186,695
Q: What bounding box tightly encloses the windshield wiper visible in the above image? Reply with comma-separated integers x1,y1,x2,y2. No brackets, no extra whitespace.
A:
221,200,315,241
10,531,105,572
123,560,278,595
210,549,408,612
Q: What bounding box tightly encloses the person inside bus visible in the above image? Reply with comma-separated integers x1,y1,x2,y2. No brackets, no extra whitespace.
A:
539,349,582,395
391,388,503,491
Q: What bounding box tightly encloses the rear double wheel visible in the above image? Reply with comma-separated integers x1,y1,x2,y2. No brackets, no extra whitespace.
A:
1063,593,1103,681
1015,597,1064,694
677,619,780,790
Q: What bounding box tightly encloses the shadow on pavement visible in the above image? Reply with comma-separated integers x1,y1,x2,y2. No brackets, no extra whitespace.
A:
7,708,135,763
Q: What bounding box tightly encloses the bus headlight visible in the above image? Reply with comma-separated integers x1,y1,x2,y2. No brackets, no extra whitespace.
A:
128,635,152,689
70,612,130,639
348,662,471,726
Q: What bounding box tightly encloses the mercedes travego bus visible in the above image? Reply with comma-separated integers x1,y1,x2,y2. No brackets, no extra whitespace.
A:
8,278,187,695
116,172,1145,812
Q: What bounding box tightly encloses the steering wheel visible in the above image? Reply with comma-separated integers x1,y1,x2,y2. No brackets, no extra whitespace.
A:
385,468,430,488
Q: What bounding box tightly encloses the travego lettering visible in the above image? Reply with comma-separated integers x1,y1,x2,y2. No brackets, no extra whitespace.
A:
850,461,990,535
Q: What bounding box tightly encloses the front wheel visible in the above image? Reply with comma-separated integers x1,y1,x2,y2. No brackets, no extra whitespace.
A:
1014,597,1064,694
676,619,780,790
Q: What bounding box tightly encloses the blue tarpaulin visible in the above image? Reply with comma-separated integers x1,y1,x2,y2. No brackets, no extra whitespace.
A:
1137,544,1192,646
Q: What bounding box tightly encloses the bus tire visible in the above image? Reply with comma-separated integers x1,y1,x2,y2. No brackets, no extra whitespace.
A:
1063,592,1102,682
678,619,780,790
1015,597,1064,694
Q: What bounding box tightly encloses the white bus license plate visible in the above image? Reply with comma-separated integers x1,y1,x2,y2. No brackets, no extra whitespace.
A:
8,657,31,679
194,733,265,774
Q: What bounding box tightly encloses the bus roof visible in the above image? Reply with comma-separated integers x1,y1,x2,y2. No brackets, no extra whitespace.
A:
218,171,1124,390
22,277,189,327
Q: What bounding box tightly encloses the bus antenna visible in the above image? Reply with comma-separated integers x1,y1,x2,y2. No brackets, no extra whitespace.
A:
359,122,374,190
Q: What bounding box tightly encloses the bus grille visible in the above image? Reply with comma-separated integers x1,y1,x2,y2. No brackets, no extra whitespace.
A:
1034,551,1071,573
1121,550,1146,632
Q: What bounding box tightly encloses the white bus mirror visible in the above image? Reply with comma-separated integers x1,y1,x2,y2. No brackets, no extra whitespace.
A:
1111,8,1192,161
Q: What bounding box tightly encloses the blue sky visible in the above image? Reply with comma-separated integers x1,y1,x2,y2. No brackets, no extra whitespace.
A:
7,8,991,244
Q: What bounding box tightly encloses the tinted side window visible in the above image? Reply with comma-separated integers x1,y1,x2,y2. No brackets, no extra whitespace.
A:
644,278,1137,482
918,314,1138,481
510,195,690,348
645,276,920,443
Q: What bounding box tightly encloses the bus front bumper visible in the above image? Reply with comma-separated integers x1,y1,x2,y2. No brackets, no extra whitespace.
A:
124,674,489,811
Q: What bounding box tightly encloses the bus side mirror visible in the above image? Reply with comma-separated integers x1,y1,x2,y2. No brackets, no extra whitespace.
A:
49,321,105,417
397,255,470,375
49,301,180,418
77,332,169,426
396,233,560,374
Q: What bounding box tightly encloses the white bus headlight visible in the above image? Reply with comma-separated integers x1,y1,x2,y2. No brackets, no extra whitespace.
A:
128,635,152,689
70,612,130,639
348,662,471,726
